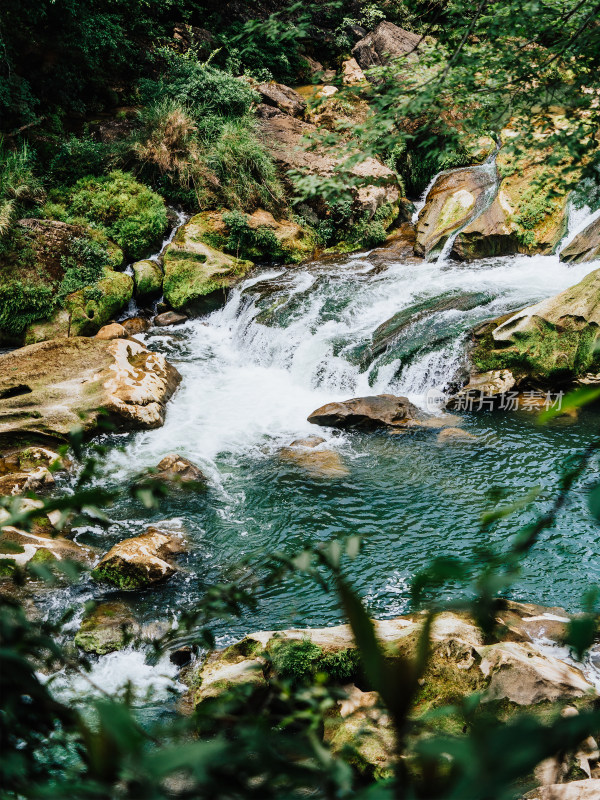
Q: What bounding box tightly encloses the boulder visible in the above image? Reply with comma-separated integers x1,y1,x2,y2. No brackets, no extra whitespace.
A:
95,323,128,340
524,781,600,800
151,453,209,488
132,259,163,299
92,526,186,590
341,58,366,85
479,641,594,705
74,601,140,655
154,311,188,327
447,369,517,408
163,215,253,311
352,21,422,70
0,466,54,496
0,337,181,445
0,524,95,576
560,214,600,264
189,209,316,264
415,166,497,258
451,145,574,261
279,436,349,478
258,114,401,218
470,269,600,384
256,82,306,117
121,316,151,336
308,394,446,431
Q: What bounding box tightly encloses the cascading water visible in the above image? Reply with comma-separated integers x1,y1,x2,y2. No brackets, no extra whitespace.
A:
44,196,600,703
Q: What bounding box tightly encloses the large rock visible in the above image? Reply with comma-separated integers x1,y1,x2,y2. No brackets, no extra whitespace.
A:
415,166,496,258
25,268,133,343
74,601,140,655
150,453,209,489
479,641,594,705
561,215,600,264
0,523,95,576
451,145,574,261
162,215,253,311
470,269,600,385
524,781,600,800
92,526,186,590
352,21,422,70
256,82,306,117
0,337,181,445
308,394,446,431
189,209,316,264
258,114,401,218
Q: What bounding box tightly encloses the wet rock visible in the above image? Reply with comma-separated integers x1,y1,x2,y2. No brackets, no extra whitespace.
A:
524,780,600,799
560,215,600,264
447,369,517,407
368,222,419,267
95,322,128,340
0,465,55,496
469,269,600,385
479,641,594,705
436,427,478,445
154,310,188,327
92,526,186,590
162,215,253,311
74,601,139,655
279,437,349,478
256,82,306,117
308,394,446,431
352,21,422,70
0,525,95,575
121,316,151,336
341,58,366,85
132,259,163,299
415,167,496,258
451,144,575,261
495,601,570,644
0,337,181,444
152,453,209,488
170,645,194,667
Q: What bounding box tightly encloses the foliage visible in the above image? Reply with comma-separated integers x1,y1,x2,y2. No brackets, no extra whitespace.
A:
48,135,120,186
56,237,109,304
0,140,45,238
49,170,167,261
0,281,54,336
222,210,284,261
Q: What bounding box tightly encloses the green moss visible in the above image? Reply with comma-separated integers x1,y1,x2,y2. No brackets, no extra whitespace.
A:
0,558,16,577
268,638,360,686
91,561,149,591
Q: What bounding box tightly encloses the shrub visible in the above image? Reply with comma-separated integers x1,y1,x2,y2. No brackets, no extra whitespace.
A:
48,136,119,186
56,237,110,304
222,210,283,260
0,281,54,336
56,171,167,261
0,140,45,237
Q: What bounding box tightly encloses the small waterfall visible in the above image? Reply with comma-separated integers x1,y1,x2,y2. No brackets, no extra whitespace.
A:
558,201,600,254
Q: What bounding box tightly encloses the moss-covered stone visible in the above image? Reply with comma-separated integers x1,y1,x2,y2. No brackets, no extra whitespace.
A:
25,268,133,342
163,215,253,311
470,268,600,384
132,259,163,299
74,602,138,655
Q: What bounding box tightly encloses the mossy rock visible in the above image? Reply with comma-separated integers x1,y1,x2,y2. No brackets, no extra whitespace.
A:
470,268,600,383
132,259,163,299
25,269,134,342
163,215,253,311
74,602,138,655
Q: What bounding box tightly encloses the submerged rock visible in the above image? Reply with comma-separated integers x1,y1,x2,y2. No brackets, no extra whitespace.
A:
150,453,209,489
436,427,478,445
74,601,140,655
560,215,600,264
0,337,181,444
308,394,446,431
279,436,349,478
92,526,186,590
469,268,600,385
162,215,253,311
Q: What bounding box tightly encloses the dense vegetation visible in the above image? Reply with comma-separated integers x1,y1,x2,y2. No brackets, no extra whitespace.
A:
2,0,600,797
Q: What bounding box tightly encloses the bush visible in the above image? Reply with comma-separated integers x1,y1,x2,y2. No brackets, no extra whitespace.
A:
53,171,168,261
0,281,54,336
48,136,119,186
141,53,258,120
56,237,110,304
0,140,45,238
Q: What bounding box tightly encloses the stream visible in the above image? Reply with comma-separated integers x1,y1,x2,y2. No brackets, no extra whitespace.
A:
42,195,600,709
